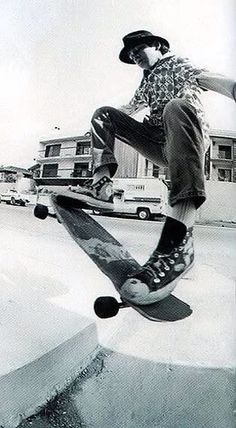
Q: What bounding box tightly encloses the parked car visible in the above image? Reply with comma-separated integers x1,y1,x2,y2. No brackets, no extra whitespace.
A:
0,189,29,206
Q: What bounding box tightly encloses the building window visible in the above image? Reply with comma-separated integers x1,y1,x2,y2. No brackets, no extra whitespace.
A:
152,164,159,178
144,159,155,176
204,146,210,179
218,168,232,182
76,142,91,155
218,145,232,160
45,144,61,158
144,159,148,176
72,162,91,177
42,164,58,177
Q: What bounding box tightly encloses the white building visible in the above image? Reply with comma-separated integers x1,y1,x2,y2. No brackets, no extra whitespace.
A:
208,129,236,182
35,133,92,186
34,129,236,186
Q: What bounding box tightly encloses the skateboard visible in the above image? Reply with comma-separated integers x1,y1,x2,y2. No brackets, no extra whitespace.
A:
34,194,192,322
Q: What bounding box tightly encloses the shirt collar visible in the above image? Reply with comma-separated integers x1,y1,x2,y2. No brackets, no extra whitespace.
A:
144,52,175,78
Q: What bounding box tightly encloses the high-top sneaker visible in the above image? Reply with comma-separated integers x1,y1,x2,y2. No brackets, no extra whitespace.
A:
69,176,114,210
120,228,194,305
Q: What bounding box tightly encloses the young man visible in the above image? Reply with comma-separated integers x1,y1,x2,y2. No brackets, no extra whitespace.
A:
74,30,236,304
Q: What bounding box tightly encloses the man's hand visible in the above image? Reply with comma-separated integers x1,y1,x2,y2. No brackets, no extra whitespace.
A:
118,103,146,116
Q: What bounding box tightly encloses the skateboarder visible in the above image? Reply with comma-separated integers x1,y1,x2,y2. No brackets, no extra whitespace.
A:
73,30,236,302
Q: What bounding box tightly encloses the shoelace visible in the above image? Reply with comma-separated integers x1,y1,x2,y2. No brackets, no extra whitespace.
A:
128,264,160,284
146,253,175,275
128,247,183,290
127,230,192,289
82,177,112,191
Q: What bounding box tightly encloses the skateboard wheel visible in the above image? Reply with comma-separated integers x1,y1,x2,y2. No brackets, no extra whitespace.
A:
34,204,49,220
94,296,120,318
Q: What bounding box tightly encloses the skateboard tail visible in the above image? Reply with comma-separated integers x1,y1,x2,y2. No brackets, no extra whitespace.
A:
128,294,192,321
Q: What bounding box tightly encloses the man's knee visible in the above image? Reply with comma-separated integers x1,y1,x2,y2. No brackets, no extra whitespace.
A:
92,106,117,122
163,99,189,121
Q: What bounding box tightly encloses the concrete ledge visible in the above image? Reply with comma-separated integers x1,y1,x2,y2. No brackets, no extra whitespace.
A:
0,297,98,428
0,218,109,428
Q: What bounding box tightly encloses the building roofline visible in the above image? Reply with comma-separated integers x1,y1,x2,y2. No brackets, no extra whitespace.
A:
39,134,91,144
0,166,32,175
209,128,236,139
39,129,236,145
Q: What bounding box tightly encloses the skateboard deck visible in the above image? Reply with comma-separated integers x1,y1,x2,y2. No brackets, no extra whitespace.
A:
40,194,192,321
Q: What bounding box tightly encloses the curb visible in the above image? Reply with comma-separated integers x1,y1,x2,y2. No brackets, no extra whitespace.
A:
0,313,98,428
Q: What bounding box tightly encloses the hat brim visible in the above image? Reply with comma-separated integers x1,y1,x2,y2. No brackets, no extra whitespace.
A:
119,35,170,64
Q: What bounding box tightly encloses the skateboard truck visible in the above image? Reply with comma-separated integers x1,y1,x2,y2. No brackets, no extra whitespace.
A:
94,296,129,318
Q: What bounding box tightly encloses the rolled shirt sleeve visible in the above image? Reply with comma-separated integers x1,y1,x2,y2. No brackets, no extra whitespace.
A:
197,71,236,101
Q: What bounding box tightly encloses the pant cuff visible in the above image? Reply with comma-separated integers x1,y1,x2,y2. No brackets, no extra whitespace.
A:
93,160,118,177
169,191,206,209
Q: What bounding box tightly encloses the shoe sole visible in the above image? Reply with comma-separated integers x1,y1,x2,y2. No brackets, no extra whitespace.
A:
152,260,194,303
56,190,114,211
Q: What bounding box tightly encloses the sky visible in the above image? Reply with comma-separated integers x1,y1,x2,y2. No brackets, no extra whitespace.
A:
0,0,235,168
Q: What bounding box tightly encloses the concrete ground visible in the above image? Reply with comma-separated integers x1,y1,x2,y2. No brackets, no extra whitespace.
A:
0,205,235,428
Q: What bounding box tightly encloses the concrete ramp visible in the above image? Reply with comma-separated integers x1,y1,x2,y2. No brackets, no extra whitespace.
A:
16,259,235,428
47,261,235,428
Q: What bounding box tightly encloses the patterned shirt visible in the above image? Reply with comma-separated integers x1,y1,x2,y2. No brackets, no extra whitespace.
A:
129,54,211,150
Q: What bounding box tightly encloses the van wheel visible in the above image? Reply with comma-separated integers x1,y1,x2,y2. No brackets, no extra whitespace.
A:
11,197,16,205
137,208,150,220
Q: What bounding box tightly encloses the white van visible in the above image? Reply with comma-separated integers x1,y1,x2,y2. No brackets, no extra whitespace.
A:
110,177,168,220
36,178,169,220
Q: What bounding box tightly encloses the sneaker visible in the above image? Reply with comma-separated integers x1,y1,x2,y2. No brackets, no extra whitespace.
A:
69,176,114,210
120,228,194,305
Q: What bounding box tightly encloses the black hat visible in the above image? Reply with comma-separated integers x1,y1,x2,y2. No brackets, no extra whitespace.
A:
119,30,170,64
